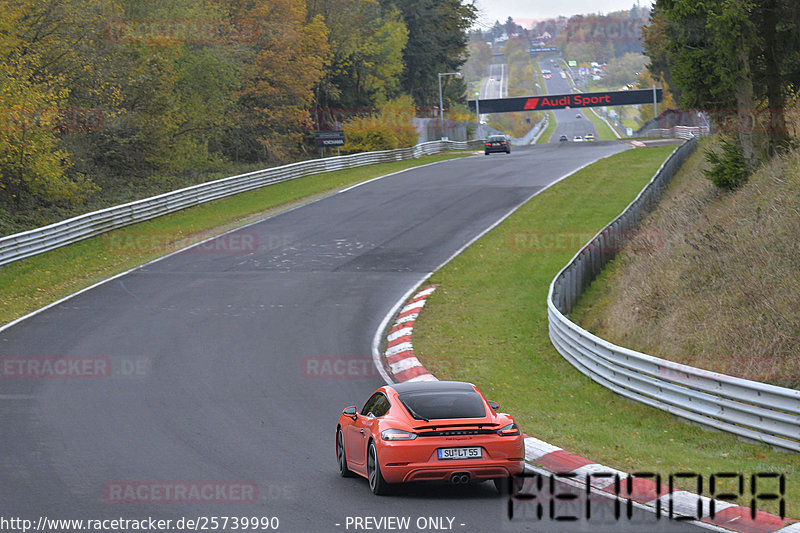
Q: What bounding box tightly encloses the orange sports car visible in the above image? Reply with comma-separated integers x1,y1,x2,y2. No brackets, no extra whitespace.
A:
336,380,525,495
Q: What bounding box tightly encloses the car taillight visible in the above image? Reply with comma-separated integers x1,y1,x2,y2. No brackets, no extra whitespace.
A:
497,424,520,436
485,143,491,146
501,142,507,145
381,429,418,441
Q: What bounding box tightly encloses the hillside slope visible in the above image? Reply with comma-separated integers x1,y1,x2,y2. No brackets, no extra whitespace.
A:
573,139,800,389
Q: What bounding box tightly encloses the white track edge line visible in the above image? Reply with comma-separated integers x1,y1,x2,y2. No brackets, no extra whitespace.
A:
338,157,475,194
371,148,629,385
0,157,468,335
366,147,752,533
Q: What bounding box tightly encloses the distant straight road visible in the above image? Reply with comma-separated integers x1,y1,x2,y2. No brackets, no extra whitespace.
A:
0,142,703,532
479,63,507,125
484,63,507,99
539,59,598,143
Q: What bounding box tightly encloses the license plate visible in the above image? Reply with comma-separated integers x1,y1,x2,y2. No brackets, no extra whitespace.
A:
437,447,482,460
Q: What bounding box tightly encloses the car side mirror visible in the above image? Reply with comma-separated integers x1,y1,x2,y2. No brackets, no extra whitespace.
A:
488,400,500,411
343,406,357,419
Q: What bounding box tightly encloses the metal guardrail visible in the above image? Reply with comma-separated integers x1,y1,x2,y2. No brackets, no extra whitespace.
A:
644,126,710,140
0,140,481,267
547,138,800,452
509,114,547,146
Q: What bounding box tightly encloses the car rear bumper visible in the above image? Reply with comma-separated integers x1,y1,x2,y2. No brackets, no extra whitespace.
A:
378,437,525,484
388,460,523,483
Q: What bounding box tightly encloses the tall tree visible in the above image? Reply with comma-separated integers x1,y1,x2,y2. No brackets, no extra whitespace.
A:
381,0,476,108
308,0,407,112
750,0,800,152
647,0,799,160
86,0,243,176
641,4,681,103
647,0,755,165
229,0,329,162
0,0,104,207
707,1,759,167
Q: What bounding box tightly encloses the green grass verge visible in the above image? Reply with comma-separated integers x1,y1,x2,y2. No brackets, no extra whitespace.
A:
531,62,558,144
558,59,576,90
582,109,619,141
412,146,798,518
536,112,557,144
0,152,471,326
621,117,640,130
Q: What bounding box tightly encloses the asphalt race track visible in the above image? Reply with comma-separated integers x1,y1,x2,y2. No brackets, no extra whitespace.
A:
0,144,705,532
539,59,600,144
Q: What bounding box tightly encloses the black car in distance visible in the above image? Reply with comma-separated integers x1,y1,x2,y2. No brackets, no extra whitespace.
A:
484,134,510,155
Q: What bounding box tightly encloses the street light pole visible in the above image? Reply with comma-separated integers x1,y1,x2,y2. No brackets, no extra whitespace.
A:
653,84,658,118
438,72,461,139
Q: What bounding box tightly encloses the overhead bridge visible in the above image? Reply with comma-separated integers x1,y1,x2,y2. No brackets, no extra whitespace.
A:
469,88,662,114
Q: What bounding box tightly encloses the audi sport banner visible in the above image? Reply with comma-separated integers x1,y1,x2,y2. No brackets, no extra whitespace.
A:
468,88,662,114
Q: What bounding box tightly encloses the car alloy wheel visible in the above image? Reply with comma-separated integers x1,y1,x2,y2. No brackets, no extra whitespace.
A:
336,428,354,477
367,441,389,495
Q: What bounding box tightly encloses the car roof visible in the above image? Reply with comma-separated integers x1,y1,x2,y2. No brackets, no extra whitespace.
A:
388,380,477,394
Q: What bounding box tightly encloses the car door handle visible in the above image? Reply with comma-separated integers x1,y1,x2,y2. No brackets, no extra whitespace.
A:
359,429,365,435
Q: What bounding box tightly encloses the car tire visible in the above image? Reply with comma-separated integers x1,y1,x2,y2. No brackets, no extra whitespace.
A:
493,475,524,496
336,428,354,478
484,152,490,156
367,441,389,495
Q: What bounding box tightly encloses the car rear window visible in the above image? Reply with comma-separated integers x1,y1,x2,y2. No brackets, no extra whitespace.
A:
487,136,505,141
397,390,486,420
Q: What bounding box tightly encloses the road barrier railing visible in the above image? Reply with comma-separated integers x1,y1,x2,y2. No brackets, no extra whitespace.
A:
0,140,482,267
643,125,709,140
547,138,800,452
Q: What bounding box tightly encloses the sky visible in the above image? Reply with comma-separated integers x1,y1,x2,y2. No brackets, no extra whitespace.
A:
471,0,653,29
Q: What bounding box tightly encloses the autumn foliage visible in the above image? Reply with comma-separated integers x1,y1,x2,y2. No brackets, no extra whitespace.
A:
341,96,417,153
0,0,476,234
